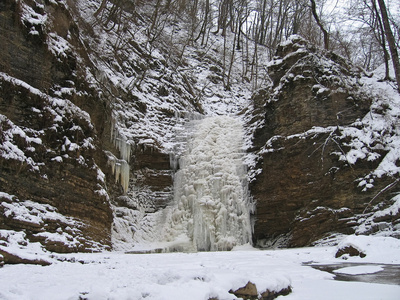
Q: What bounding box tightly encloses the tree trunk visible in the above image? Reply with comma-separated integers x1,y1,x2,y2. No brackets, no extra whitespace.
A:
309,0,329,50
195,0,210,45
149,0,162,35
227,16,239,90
377,0,400,92
371,0,390,80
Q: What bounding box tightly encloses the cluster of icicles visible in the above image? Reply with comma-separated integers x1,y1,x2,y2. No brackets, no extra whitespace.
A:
162,115,254,251
108,118,131,194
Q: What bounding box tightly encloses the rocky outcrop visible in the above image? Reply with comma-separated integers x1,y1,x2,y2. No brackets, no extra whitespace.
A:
249,36,400,247
130,146,173,211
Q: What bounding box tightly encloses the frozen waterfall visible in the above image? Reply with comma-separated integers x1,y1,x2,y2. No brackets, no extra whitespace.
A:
164,115,254,251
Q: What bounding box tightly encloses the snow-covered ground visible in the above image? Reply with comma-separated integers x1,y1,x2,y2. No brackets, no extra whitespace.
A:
1,235,400,300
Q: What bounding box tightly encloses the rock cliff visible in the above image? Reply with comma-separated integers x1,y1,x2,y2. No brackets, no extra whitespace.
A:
248,36,400,247
0,0,113,256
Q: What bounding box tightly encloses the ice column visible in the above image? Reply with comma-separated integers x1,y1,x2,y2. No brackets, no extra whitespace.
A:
166,116,253,251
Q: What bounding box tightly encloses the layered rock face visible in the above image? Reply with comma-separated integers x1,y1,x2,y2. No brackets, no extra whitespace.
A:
0,76,113,252
0,0,114,254
249,36,400,247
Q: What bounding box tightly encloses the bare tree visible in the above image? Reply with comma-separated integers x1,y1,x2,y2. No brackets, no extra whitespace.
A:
347,0,390,75
94,0,108,18
367,0,389,78
376,0,400,91
194,0,211,45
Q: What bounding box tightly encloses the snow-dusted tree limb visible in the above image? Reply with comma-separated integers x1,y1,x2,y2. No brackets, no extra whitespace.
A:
94,0,108,18
363,178,400,214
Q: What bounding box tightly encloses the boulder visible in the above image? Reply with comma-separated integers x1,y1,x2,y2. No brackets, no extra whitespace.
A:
0,249,51,266
229,281,292,300
335,245,366,258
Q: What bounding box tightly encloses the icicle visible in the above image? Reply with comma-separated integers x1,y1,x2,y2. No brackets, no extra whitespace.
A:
169,152,179,172
114,137,131,162
110,114,116,143
115,162,121,183
106,152,130,194
107,115,132,194
108,155,116,175
120,160,130,194
110,114,132,162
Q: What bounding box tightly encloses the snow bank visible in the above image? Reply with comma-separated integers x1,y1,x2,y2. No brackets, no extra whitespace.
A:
336,235,400,263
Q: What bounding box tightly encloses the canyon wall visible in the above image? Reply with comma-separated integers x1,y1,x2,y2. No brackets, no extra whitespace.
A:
0,0,113,254
248,36,400,247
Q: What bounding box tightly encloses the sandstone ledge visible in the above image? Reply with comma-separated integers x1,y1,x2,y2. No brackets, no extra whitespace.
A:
0,249,51,266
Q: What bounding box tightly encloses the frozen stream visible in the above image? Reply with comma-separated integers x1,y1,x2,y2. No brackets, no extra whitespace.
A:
309,263,400,285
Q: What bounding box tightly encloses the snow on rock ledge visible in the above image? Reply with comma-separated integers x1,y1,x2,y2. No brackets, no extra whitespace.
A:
0,192,106,260
0,67,112,254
